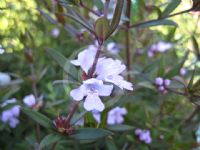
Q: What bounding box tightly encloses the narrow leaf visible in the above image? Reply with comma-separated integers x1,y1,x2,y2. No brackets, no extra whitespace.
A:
46,48,78,81
108,0,124,36
70,128,113,140
40,133,62,148
108,124,135,132
21,107,53,129
137,19,178,28
161,0,181,17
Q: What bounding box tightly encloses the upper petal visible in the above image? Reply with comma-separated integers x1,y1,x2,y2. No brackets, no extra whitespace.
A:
98,84,113,96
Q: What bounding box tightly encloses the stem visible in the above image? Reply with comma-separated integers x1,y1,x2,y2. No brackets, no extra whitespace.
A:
125,0,132,81
80,0,100,17
88,44,102,78
104,0,110,18
129,8,192,29
66,101,80,123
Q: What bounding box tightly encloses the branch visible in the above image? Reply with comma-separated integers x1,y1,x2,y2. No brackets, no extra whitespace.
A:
129,8,192,29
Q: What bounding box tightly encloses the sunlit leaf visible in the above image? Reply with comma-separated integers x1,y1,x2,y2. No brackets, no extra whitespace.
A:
161,0,181,17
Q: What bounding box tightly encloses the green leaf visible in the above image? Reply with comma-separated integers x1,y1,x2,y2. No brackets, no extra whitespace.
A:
138,81,155,90
46,48,78,81
106,138,118,150
37,8,57,24
95,17,110,41
158,57,165,77
165,53,188,78
161,0,181,17
191,36,200,59
21,107,53,129
40,133,62,148
107,124,135,132
70,128,113,140
137,19,178,28
108,0,124,36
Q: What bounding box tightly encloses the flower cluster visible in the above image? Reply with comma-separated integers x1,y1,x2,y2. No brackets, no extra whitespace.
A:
107,107,127,125
155,77,171,94
0,98,20,128
148,41,172,57
70,44,133,112
135,128,152,144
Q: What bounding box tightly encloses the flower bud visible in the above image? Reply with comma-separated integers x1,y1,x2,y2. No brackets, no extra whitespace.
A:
164,79,171,87
155,77,164,86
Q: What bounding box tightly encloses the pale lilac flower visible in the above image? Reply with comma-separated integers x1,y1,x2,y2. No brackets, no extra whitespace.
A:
75,118,84,126
148,41,172,57
96,58,133,90
135,128,152,144
0,72,11,86
164,79,171,87
107,107,127,125
0,45,5,54
1,99,20,128
156,41,172,52
180,68,187,76
107,42,121,54
154,77,171,94
70,78,113,112
71,44,98,74
51,28,60,38
23,94,36,107
155,77,164,86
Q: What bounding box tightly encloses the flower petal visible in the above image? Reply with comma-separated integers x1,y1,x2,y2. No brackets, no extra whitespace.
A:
98,84,113,96
83,94,105,112
70,85,86,101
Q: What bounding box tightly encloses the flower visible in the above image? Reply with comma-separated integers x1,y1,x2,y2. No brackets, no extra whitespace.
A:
96,58,133,90
23,94,36,107
0,45,5,54
51,28,60,38
0,98,20,128
148,41,172,57
107,107,127,125
180,68,187,76
107,42,121,54
155,77,163,86
154,77,171,94
70,78,113,112
92,110,101,123
135,128,152,144
71,44,98,74
0,72,11,86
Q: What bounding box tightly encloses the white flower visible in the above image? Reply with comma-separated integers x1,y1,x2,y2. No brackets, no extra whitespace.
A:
70,78,113,112
107,107,127,125
0,72,11,86
0,45,5,54
71,45,98,74
96,58,133,90
107,42,120,54
51,28,60,38
23,94,36,107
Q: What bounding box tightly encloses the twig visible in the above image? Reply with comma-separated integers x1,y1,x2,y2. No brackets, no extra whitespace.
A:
125,0,132,81
129,8,192,29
